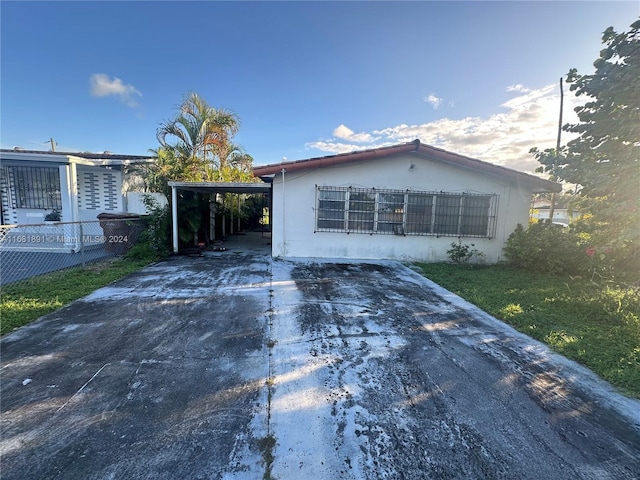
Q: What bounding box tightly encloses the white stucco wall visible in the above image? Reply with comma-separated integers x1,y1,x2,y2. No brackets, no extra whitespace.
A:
270,153,535,263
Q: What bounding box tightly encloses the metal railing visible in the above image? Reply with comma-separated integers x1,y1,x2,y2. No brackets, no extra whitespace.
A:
0,218,144,286
315,186,499,238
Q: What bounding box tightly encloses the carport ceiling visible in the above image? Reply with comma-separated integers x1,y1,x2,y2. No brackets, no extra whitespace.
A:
168,181,271,195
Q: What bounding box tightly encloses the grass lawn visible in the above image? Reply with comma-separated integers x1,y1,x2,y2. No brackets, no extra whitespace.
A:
415,263,640,399
1,257,154,336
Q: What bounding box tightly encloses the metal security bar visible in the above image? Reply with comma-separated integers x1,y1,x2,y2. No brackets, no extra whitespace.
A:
9,166,62,209
0,218,144,286
315,186,498,238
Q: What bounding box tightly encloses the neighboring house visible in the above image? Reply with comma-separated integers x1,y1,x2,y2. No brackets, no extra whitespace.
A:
0,149,153,225
530,208,580,226
253,140,561,263
530,198,579,226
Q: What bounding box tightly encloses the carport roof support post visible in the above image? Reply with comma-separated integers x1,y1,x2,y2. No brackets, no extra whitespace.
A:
281,168,286,257
172,185,178,253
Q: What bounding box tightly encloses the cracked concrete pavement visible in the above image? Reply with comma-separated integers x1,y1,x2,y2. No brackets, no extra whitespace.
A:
1,248,639,479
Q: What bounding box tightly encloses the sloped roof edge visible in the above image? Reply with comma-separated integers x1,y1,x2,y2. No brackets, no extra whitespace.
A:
253,140,561,193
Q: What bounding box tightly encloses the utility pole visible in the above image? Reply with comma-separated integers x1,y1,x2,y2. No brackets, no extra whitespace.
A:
48,138,56,152
549,78,563,222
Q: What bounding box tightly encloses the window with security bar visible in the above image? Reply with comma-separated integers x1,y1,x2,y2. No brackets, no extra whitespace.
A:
10,167,62,209
316,186,497,238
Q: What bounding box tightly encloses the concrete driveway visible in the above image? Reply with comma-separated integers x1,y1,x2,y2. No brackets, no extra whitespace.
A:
2,248,639,479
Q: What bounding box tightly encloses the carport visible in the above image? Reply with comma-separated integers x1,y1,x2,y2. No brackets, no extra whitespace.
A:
168,181,272,253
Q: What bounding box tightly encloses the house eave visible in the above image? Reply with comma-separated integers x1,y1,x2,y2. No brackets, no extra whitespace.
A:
253,140,561,193
253,141,419,176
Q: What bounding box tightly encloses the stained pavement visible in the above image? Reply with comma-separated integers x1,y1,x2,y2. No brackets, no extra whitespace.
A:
1,234,639,479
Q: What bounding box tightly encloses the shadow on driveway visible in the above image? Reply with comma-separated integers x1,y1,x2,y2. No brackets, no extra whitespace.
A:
1,252,639,479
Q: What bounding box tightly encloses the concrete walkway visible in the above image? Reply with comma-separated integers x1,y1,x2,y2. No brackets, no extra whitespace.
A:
1,247,639,479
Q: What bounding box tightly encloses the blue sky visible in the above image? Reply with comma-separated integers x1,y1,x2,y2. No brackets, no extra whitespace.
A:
1,1,638,173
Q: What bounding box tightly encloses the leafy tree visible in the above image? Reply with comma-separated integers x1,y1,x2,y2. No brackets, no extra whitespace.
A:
531,19,639,276
504,222,586,275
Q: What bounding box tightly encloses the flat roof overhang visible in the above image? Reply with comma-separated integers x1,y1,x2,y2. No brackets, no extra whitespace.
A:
168,181,271,195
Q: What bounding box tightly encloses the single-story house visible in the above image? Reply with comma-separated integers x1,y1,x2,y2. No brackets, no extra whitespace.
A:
253,140,561,263
0,149,153,225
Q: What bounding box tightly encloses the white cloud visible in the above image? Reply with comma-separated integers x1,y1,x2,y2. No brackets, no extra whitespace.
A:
306,84,582,175
305,141,372,155
333,124,375,143
506,84,530,93
89,73,142,107
424,93,442,109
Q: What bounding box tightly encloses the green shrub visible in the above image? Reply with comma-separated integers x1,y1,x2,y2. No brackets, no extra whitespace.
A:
504,221,585,275
447,239,485,264
126,195,171,261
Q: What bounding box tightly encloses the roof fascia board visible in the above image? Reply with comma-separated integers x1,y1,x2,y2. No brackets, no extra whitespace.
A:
67,155,136,167
0,150,153,164
0,152,70,163
83,158,155,165
0,152,150,168
253,143,418,176
168,181,271,195
68,156,109,167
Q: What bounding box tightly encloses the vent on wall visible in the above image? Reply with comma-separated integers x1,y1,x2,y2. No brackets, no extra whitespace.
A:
79,170,121,211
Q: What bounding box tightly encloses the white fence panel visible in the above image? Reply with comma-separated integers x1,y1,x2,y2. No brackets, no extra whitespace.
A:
125,192,168,215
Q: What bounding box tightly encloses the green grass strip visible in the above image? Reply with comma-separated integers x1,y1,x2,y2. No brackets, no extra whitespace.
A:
415,263,640,399
1,258,153,336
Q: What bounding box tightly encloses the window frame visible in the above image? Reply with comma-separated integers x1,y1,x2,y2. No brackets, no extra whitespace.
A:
315,186,497,238
316,188,347,230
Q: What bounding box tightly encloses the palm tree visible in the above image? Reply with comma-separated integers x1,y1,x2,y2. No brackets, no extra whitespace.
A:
145,146,202,196
208,142,255,182
154,93,252,246
156,92,240,177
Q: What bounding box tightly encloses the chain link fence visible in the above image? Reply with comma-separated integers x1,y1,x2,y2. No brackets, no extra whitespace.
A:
0,217,145,286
